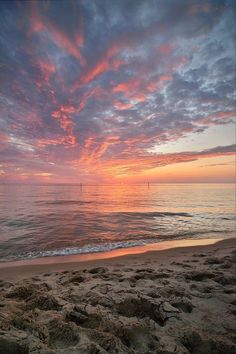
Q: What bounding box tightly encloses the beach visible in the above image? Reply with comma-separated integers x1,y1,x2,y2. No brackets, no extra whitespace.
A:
0,237,235,354
1,0,236,352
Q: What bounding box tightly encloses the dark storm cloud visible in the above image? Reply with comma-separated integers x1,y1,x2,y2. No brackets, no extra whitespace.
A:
0,0,235,181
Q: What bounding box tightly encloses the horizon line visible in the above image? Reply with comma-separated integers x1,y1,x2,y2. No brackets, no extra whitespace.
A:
0,182,235,186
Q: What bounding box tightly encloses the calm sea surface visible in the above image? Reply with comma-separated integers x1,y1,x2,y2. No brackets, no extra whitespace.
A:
0,184,235,262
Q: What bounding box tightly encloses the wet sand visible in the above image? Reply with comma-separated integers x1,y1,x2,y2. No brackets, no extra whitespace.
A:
0,237,236,353
0,238,226,281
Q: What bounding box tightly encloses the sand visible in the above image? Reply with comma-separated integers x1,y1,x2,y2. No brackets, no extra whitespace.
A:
0,238,236,354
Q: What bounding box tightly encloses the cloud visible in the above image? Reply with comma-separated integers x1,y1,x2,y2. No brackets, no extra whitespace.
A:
29,1,85,65
199,161,235,168
0,0,235,182
93,144,236,177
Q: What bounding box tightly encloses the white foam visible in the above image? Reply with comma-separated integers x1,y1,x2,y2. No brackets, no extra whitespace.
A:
5,239,153,261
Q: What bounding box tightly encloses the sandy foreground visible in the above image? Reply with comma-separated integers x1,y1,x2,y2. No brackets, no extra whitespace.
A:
0,238,236,354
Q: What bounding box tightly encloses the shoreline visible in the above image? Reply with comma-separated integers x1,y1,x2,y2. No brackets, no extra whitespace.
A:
0,236,235,281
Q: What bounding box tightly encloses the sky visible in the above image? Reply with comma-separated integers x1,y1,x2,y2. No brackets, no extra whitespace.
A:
0,0,235,184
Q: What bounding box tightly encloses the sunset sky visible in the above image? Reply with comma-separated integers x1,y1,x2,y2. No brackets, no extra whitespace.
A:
0,0,235,184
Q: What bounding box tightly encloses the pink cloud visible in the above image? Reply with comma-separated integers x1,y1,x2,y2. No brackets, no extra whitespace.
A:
30,2,85,66
158,43,175,54
197,110,236,126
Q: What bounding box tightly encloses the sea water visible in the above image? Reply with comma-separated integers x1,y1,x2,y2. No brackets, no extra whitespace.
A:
0,184,235,261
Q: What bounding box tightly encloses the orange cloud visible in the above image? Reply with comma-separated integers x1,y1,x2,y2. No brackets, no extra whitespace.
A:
81,61,109,85
84,136,94,150
51,110,73,133
169,56,189,71
37,134,77,148
37,138,63,148
0,133,9,151
197,110,236,126
0,167,5,176
75,12,84,47
60,104,76,114
158,43,175,54
114,101,133,110
112,73,173,105
30,1,44,33
50,104,77,147
113,78,140,94
71,144,236,181
80,56,124,86
73,42,126,90
188,3,210,15
62,135,77,147
38,59,56,82
76,32,83,47
74,87,105,113
147,74,173,92
47,22,85,65
79,135,120,165
131,92,146,103
30,2,85,66
34,172,53,177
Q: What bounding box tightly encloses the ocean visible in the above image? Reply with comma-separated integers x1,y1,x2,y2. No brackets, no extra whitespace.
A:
0,184,235,262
